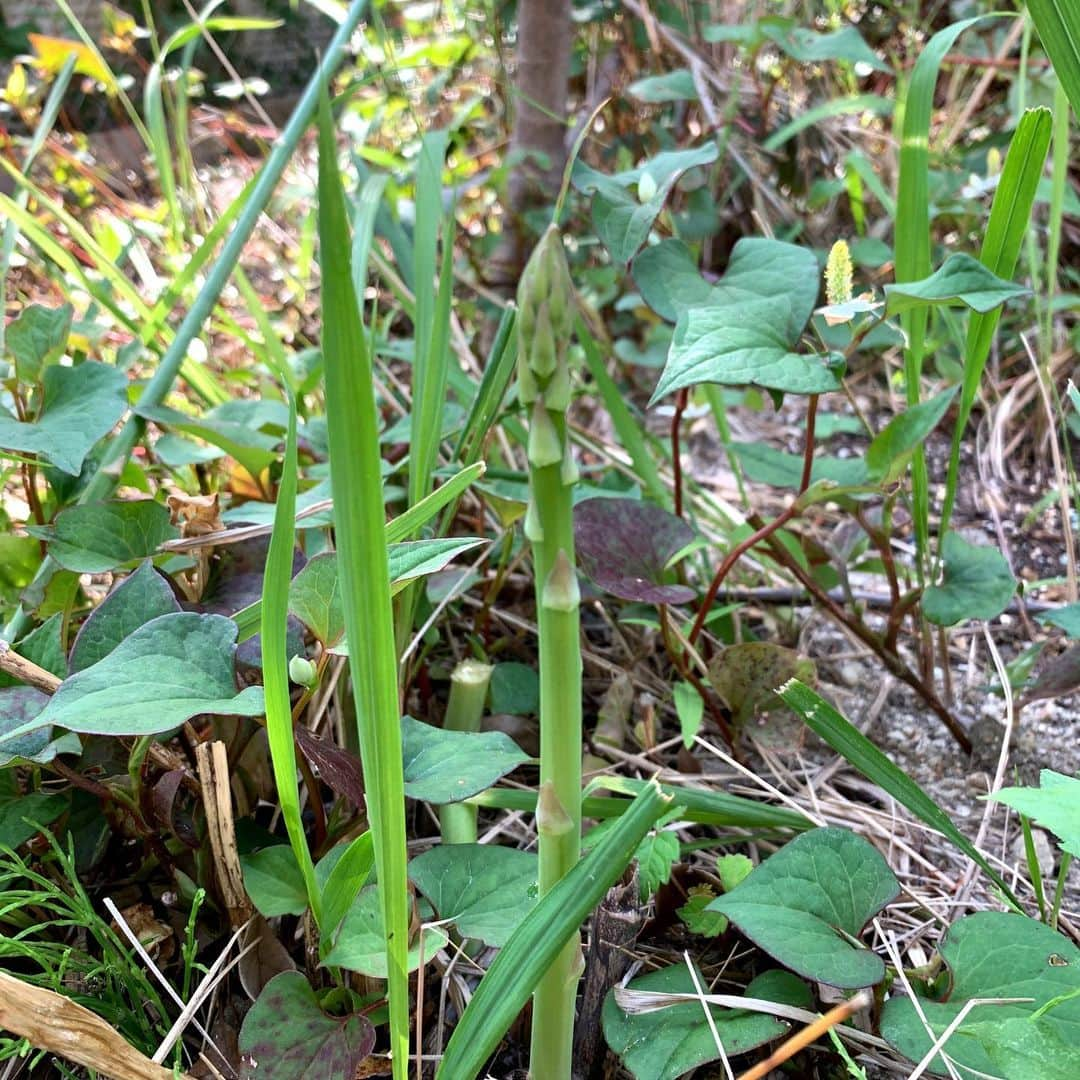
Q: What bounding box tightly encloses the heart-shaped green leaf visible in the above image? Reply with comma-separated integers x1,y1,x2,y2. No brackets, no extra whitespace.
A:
708,827,899,988
654,297,841,403
923,533,1016,626
884,253,1031,316
574,497,697,605
577,143,719,264
400,715,532,803
321,884,449,977
632,238,715,321
0,790,67,848
0,361,128,475
731,442,868,489
6,303,73,381
69,560,180,673
409,843,537,947
238,971,375,1080
242,845,309,919
26,500,178,574
627,69,699,103
881,912,1080,1079
989,770,1080,857
602,964,798,1080
9,612,265,739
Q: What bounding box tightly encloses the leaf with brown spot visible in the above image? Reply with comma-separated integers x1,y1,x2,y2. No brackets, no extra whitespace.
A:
238,970,372,1078
708,643,816,727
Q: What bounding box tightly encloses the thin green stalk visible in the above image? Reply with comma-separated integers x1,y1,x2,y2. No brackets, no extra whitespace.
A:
261,388,321,924
1019,815,1047,923
2,0,371,645
438,660,494,846
518,227,583,1077
1051,853,1072,931
317,90,409,1080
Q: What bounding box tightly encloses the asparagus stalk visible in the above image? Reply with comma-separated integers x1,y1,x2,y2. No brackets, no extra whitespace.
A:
518,226,584,1077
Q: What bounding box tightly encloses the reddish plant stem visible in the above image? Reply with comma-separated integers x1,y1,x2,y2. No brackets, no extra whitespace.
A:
672,388,689,518
658,606,734,746
689,395,819,646
755,524,971,753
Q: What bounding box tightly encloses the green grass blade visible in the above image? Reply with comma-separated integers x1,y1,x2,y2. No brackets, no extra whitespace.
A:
939,107,1052,544
472,780,811,831
0,54,76,359
230,461,486,642
454,305,517,467
894,15,990,571
317,88,410,1080
437,782,670,1079
777,679,1019,907
2,0,372,646
1028,0,1080,119
577,315,668,506
260,389,322,923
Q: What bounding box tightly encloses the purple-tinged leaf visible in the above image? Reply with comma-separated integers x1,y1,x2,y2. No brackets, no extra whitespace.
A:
574,497,696,605
238,971,375,1079
295,726,365,808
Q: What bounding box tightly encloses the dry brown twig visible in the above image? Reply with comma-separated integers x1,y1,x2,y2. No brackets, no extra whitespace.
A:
0,970,189,1080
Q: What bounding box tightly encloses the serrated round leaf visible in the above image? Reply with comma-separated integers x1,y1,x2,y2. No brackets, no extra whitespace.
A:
409,843,537,947
241,846,309,918
0,687,79,766
923,533,1016,626
884,253,1031,316
0,361,127,475
238,971,375,1080
709,827,899,988
19,613,265,739
321,885,449,977
602,963,789,1080
880,912,1080,1079
69,560,181,673
574,497,697,604
26,500,178,573
401,715,532,804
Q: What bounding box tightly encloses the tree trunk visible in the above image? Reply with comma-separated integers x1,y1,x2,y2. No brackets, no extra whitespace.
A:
490,0,573,285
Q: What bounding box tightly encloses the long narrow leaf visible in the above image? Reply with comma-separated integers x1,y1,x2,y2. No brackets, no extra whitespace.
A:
437,783,670,1078
260,390,321,923
939,108,1052,543
317,89,410,1080
894,15,992,566
777,679,1019,907
1028,0,1080,119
